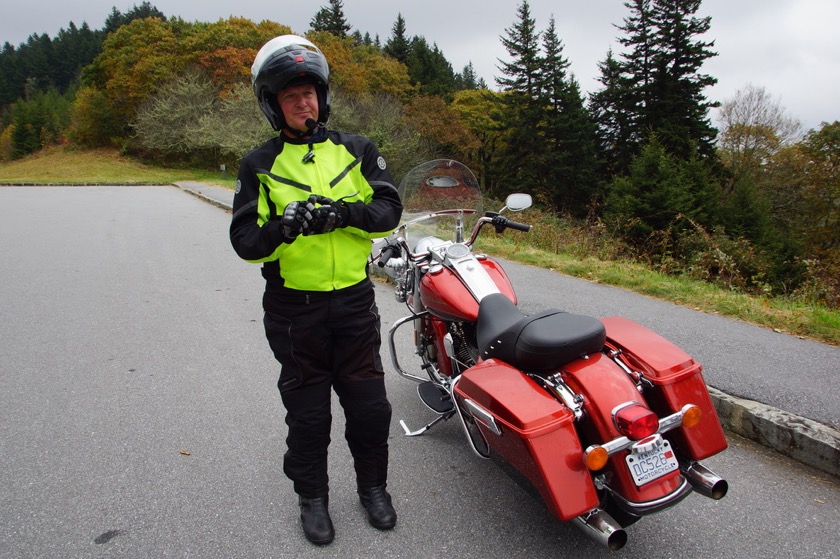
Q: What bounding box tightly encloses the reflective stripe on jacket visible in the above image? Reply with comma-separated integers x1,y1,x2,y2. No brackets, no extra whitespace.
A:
230,130,402,292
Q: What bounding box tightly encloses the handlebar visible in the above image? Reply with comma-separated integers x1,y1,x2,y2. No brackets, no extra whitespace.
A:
486,212,531,233
379,212,532,267
491,214,531,233
507,221,531,232
377,243,400,267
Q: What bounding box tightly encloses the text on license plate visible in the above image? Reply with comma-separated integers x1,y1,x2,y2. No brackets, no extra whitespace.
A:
625,438,679,486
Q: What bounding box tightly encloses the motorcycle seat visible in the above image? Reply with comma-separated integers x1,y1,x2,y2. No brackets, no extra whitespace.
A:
476,293,606,372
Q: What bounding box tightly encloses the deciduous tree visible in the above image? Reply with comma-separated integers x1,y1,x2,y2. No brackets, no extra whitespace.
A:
717,84,802,184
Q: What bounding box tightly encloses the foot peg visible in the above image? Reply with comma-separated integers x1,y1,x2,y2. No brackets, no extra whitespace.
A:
400,382,455,436
418,381,454,413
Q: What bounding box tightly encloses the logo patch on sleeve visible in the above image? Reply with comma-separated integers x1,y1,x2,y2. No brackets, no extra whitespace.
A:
235,179,242,194
377,156,387,170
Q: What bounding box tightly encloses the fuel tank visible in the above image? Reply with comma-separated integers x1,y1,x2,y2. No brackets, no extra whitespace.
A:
419,258,516,321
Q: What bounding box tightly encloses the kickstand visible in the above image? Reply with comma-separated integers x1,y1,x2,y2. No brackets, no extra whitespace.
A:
400,411,454,436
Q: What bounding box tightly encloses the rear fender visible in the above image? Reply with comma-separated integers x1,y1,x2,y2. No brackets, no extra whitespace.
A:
563,353,686,503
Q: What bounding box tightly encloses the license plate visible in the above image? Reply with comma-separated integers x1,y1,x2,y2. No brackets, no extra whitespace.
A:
625,437,679,486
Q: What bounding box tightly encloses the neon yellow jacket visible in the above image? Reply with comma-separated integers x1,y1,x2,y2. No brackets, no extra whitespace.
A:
230,130,402,291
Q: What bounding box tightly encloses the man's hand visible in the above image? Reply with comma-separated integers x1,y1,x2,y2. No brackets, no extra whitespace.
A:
280,199,316,241
307,195,349,234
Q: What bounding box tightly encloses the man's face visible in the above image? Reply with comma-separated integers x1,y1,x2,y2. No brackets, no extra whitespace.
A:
277,83,319,134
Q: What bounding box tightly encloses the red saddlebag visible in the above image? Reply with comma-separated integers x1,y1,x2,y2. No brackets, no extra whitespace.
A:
601,316,728,459
454,358,598,520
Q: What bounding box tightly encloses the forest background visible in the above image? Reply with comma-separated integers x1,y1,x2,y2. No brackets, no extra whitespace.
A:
1,0,837,313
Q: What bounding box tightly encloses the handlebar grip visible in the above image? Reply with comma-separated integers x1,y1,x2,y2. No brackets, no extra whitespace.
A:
377,245,398,267
506,220,532,232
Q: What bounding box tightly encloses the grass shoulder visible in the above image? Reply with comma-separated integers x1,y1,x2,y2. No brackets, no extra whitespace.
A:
479,234,839,347
0,145,235,187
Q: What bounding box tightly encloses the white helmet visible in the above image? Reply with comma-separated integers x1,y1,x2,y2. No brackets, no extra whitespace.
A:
251,35,331,131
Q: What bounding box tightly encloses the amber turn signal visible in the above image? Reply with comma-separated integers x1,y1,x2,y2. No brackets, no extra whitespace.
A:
584,445,609,471
681,404,702,429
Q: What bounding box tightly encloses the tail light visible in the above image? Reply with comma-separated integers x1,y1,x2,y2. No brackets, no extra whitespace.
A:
613,402,659,441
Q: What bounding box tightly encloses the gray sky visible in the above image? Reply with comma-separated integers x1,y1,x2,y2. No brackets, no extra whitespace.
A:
2,0,837,132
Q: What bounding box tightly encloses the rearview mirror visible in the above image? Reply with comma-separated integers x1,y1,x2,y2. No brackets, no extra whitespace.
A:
505,193,532,211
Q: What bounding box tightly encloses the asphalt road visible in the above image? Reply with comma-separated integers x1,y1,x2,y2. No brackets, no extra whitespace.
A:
1,185,838,558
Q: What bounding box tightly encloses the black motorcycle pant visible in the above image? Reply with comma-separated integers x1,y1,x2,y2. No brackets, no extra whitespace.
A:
263,279,391,498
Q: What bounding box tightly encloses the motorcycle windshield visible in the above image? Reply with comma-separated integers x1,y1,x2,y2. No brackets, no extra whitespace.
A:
397,160,483,250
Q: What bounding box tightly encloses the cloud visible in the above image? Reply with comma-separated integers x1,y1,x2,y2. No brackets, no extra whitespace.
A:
1,0,836,130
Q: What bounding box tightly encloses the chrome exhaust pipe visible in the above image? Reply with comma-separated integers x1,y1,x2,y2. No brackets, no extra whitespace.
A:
572,508,628,551
680,460,728,500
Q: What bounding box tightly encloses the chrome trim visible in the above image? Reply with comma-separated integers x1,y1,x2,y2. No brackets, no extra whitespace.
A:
443,333,455,359
463,399,502,436
611,400,641,424
544,374,584,420
448,252,502,302
604,476,693,516
387,313,428,383
608,348,654,389
659,404,697,432
451,375,492,459
680,459,728,500
572,508,627,551
590,404,697,457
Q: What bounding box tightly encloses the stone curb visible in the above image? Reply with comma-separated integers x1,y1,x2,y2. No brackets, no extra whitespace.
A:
709,387,839,478
175,183,233,212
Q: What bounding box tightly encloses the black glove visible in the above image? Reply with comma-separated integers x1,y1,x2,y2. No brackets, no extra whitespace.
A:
307,195,349,234
280,199,316,241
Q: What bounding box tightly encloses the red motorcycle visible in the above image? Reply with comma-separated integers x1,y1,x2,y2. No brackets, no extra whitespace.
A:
374,160,728,550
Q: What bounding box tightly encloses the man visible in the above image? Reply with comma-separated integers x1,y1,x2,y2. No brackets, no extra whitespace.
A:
229,35,402,545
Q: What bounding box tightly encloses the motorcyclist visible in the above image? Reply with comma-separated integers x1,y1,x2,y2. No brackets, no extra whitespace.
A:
229,34,403,545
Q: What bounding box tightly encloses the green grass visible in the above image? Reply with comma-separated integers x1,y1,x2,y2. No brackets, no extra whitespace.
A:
4,146,838,346
0,145,236,187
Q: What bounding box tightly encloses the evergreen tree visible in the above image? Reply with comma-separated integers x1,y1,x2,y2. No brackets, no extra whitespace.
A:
8,88,73,157
495,0,543,193
538,17,599,215
648,0,718,160
0,42,22,105
383,14,410,63
21,34,54,94
406,37,456,97
589,49,636,176
103,2,167,35
496,0,541,98
0,3,166,109
310,0,352,38
592,0,718,174
455,62,479,90
52,22,102,93
605,136,717,241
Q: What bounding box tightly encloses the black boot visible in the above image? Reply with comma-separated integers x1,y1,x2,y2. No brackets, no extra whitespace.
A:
358,485,397,530
299,495,334,545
